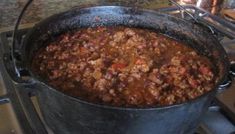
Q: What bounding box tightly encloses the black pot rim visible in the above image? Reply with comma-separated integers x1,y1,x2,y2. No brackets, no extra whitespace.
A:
24,5,230,111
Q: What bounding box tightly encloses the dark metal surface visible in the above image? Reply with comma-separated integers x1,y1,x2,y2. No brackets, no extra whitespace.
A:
10,5,229,134
201,107,235,134
22,6,229,91
12,0,33,79
0,31,39,134
0,95,9,105
157,5,235,39
0,5,234,134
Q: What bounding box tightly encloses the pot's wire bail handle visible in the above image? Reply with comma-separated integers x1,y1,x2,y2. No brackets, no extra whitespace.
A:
168,0,199,22
12,0,33,77
218,62,235,92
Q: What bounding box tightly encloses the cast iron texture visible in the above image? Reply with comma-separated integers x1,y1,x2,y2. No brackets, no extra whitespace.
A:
18,6,229,134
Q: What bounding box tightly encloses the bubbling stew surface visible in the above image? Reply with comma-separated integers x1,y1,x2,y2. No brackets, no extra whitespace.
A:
31,26,217,107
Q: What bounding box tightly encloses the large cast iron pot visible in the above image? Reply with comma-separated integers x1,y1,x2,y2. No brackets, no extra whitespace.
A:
10,3,230,134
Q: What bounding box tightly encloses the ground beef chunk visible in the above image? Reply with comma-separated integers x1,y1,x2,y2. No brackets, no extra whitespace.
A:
31,26,217,107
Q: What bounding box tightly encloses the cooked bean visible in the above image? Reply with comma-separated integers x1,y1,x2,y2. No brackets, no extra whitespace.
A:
31,26,216,107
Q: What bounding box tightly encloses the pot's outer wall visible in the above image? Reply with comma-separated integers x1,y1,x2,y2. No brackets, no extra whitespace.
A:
37,84,214,134
22,6,229,134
